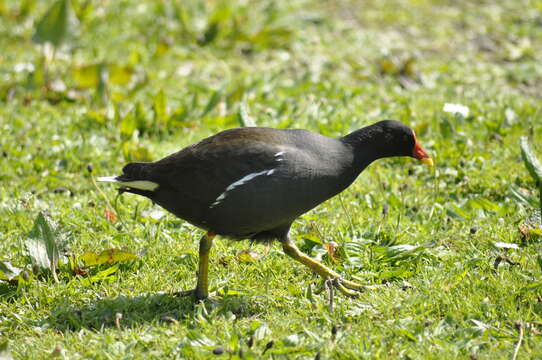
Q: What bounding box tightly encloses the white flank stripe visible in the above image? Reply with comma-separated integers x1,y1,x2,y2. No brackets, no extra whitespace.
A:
210,169,272,208
97,177,159,191
274,151,286,162
97,176,119,183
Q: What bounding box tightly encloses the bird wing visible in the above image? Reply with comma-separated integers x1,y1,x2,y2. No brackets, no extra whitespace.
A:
150,127,289,205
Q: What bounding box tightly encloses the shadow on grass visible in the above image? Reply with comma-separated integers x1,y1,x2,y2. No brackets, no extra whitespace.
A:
46,291,258,331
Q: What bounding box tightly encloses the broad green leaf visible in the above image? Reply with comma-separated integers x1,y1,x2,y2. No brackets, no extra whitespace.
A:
298,232,323,245
468,198,501,212
80,249,138,267
155,40,170,56
396,327,417,342
250,320,261,331
109,64,134,85
521,281,542,291
0,1,7,17
446,203,470,219
25,212,61,282
520,136,542,184
120,111,136,139
378,267,412,280
80,265,118,286
201,90,221,117
31,0,79,47
153,89,168,125
238,102,255,127
72,64,99,88
373,242,434,264
122,140,152,162
199,21,219,46
0,261,22,281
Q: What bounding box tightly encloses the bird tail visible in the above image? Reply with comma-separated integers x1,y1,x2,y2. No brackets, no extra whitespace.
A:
97,162,160,192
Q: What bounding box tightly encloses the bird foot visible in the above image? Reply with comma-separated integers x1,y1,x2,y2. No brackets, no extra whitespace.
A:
317,277,380,297
173,289,218,302
330,278,362,297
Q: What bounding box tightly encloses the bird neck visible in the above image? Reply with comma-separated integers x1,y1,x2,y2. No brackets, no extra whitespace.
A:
340,124,390,170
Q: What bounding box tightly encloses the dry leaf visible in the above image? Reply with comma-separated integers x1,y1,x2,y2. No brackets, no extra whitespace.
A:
104,209,117,223
237,250,261,263
80,248,138,267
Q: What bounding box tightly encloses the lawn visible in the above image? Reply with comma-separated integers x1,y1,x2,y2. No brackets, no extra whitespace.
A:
1,0,542,358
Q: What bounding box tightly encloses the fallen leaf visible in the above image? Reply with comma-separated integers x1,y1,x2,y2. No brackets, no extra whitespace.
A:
80,248,138,267
25,212,63,282
0,261,23,281
104,209,117,223
324,241,339,263
237,250,261,263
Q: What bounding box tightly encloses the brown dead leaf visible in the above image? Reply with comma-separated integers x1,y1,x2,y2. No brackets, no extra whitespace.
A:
237,250,261,263
324,241,339,263
80,248,138,267
104,209,117,223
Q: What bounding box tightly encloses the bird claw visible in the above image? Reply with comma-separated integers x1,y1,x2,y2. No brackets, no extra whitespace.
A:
332,278,362,297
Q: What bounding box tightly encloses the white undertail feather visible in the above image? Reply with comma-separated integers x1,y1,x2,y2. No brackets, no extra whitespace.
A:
97,176,159,191
97,176,119,183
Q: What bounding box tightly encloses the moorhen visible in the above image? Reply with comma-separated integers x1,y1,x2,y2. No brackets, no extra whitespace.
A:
99,120,432,300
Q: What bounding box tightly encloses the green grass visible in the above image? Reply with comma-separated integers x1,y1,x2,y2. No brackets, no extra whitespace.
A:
1,0,542,358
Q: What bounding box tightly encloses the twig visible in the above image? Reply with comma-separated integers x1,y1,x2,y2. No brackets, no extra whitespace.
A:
512,322,524,360
90,173,126,229
90,174,116,214
494,254,520,270
339,194,356,235
115,312,123,331
325,278,334,312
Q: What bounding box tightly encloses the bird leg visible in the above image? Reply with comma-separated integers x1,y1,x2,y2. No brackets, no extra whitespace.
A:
177,232,216,301
280,236,368,297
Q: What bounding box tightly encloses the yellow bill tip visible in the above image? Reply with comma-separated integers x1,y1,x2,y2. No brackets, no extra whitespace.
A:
420,157,434,167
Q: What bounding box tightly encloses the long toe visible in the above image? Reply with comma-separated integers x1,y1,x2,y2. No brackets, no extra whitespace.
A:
340,278,369,291
332,279,361,297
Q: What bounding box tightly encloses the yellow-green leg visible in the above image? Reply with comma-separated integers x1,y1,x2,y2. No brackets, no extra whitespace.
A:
177,232,216,301
280,236,370,297
195,232,215,300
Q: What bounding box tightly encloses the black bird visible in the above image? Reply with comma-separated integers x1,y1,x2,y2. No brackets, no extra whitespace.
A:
99,120,432,300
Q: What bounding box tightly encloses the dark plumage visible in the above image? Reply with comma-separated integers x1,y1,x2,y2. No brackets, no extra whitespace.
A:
99,120,432,299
